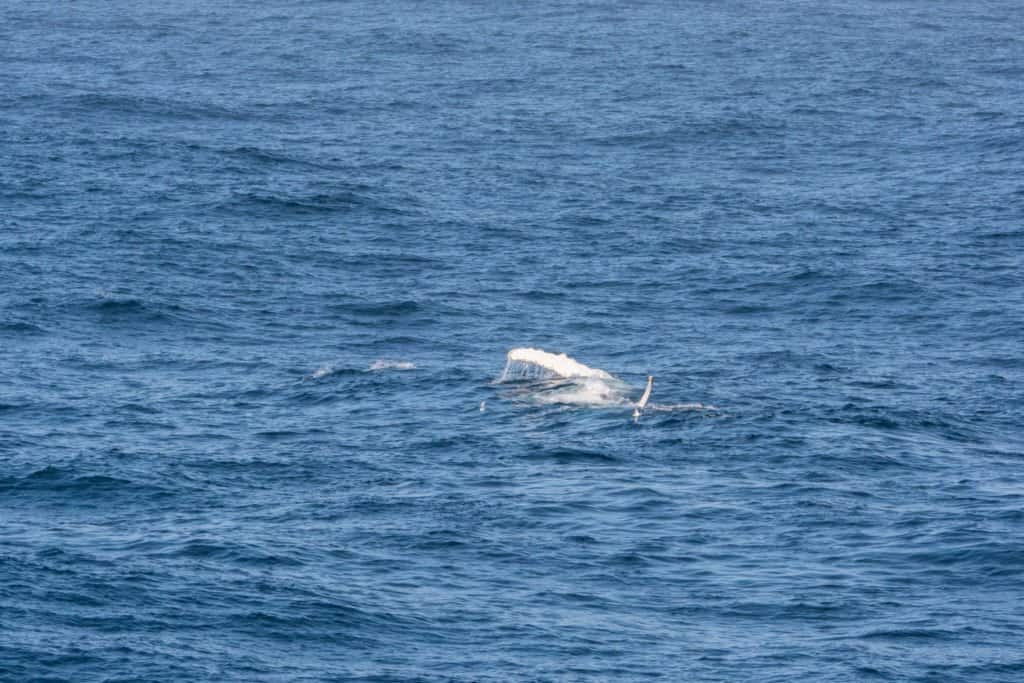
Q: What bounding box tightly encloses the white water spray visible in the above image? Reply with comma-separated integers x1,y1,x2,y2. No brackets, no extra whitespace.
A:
500,347,614,381
369,360,416,371
497,347,716,417
499,348,647,412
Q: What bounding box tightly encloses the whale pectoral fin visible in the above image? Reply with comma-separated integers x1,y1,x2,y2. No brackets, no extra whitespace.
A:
633,376,654,422
638,375,654,410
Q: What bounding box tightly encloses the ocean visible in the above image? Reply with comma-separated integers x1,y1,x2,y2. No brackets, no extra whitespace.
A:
2,1,1022,680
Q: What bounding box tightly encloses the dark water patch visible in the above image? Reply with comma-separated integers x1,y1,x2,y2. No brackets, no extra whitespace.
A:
565,534,600,545
0,319,46,334
827,277,931,304
722,301,776,315
217,189,372,216
1,465,171,502
588,116,786,148
409,529,472,552
115,402,161,415
52,294,224,332
328,299,422,317
520,288,568,302
823,404,983,444
188,456,323,477
525,447,619,465
167,539,306,568
337,252,446,273
214,183,413,220
89,297,159,316
973,228,1024,242
284,381,371,406
858,626,969,641
904,542,1024,578
62,92,255,123
31,545,118,571
722,599,866,622
101,418,178,433
847,377,902,390
221,145,337,172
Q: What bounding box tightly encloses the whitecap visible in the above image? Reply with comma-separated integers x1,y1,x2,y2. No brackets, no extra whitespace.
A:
648,402,718,412
368,360,416,371
310,364,335,379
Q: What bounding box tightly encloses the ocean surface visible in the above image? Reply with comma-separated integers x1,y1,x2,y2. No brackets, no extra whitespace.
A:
2,1,1023,680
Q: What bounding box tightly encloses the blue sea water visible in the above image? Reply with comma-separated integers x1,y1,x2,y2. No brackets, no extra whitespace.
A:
2,0,1023,680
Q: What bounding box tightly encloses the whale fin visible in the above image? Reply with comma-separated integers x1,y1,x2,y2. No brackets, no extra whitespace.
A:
632,375,654,422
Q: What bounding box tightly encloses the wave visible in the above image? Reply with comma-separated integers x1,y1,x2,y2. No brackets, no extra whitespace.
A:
62,292,225,331
310,364,338,379
1,465,170,499
368,360,416,371
0,320,45,334
303,359,416,381
66,92,251,122
647,402,718,412
329,300,421,317
214,184,409,219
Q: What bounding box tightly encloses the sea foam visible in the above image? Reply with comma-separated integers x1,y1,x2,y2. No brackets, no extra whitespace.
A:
369,360,416,371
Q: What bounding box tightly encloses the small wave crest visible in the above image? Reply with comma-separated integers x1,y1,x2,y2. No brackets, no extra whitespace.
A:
310,364,336,379
648,402,718,412
368,360,416,371
304,360,416,381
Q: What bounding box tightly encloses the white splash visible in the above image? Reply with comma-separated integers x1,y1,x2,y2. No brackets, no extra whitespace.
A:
369,360,416,371
648,402,718,412
498,348,629,407
497,347,717,415
311,364,334,379
501,347,614,381
532,376,632,407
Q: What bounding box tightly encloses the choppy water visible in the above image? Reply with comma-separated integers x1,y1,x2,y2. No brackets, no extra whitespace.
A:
2,1,1023,681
